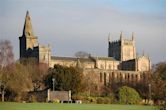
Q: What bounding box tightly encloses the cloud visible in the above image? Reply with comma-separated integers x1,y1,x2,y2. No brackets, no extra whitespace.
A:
0,0,165,64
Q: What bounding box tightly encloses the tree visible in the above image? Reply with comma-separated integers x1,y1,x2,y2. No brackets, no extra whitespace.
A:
75,51,90,58
153,62,166,80
0,40,14,67
151,62,166,106
20,58,48,91
133,83,149,100
0,40,14,102
45,64,84,94
118,86,141,104
0,66,13,101
6,63,33,101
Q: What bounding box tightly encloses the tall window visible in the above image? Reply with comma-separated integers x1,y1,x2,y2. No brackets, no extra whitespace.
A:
109,64,111,69
100,73,103,82
100,64,104,69
104,73,107,85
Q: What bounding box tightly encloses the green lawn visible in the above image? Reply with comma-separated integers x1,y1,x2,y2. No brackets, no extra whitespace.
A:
0,102,156,110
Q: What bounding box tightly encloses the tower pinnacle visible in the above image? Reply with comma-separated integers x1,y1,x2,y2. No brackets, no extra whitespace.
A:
108,32,111,42
23,11,34,37
132,32,135,40
120,31,123,40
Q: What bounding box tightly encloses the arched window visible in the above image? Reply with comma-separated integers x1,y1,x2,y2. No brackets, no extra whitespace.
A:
128,73,130,81
109,73,112,83
135,74,138,82
104,73,107,85
100,73,103,82
109,64,111,70
100,64,104,69
119,73,122,82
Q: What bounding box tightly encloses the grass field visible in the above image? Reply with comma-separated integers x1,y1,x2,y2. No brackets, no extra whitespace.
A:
0,102,156,110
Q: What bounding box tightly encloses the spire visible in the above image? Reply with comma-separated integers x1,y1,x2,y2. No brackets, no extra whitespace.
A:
23,11,34,37
120,31,123,40
108,32,111,42
132,32,134,40
142,50,145,56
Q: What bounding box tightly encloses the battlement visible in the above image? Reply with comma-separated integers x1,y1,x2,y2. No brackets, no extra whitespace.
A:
109,40,121,46
109,32,134,46
123,39,134,45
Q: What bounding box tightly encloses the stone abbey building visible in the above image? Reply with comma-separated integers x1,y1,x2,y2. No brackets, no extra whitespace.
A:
19,11,151,85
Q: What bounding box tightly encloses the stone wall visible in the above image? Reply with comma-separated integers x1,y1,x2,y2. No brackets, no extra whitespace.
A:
38,45,51,65
83,68,148,86
137,56,151,71
47,89,71,102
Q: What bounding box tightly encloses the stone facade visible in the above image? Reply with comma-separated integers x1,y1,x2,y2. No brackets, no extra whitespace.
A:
19,11,151,84
108,32,136,61
83,69,148,85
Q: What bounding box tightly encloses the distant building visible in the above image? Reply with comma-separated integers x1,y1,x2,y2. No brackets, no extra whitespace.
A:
19,11,151,86
19,11,51,65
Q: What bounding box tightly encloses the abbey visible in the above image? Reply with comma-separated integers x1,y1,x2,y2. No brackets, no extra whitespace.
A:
19,11,151,84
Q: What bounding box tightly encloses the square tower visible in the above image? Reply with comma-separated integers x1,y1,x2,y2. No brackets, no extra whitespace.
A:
108,32,136,61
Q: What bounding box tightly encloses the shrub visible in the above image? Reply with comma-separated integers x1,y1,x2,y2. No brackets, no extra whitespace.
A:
72,93,116,104
118,86,141,104
160,101,166,110
96,97,114,104
72,94,84,101
103,97,109,104
31,95,37,102
86,96,96,103
14,95,22,102
79,96,96,104
53,99,60,103
96,97,104,104
107,94,117,104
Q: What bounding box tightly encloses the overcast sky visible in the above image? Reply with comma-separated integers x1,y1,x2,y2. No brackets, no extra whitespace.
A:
0,0,166,64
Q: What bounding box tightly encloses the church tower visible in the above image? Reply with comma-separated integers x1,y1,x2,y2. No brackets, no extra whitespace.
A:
108,32,136,61
19,11,51,66
19,11,38,58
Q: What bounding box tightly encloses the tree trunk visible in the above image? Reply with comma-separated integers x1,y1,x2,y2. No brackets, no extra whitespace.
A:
2,90,4,102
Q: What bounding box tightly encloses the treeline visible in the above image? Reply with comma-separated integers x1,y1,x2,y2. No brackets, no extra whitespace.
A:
0,58,48,101
0,40,165,108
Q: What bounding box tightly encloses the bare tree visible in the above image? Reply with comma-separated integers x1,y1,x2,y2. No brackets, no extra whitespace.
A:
151,62,166,106
0,40,14,102
0,40,14,67
20,58,48,91
75,51,90,58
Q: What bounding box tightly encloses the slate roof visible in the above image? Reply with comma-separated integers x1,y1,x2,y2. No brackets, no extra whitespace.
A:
51,56,117,62
97,57,117,61
51,56,77,61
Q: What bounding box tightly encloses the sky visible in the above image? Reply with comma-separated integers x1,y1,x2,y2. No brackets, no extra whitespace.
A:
0,0,166,64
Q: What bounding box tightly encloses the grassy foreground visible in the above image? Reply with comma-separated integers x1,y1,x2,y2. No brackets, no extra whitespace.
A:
0,102,156,110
